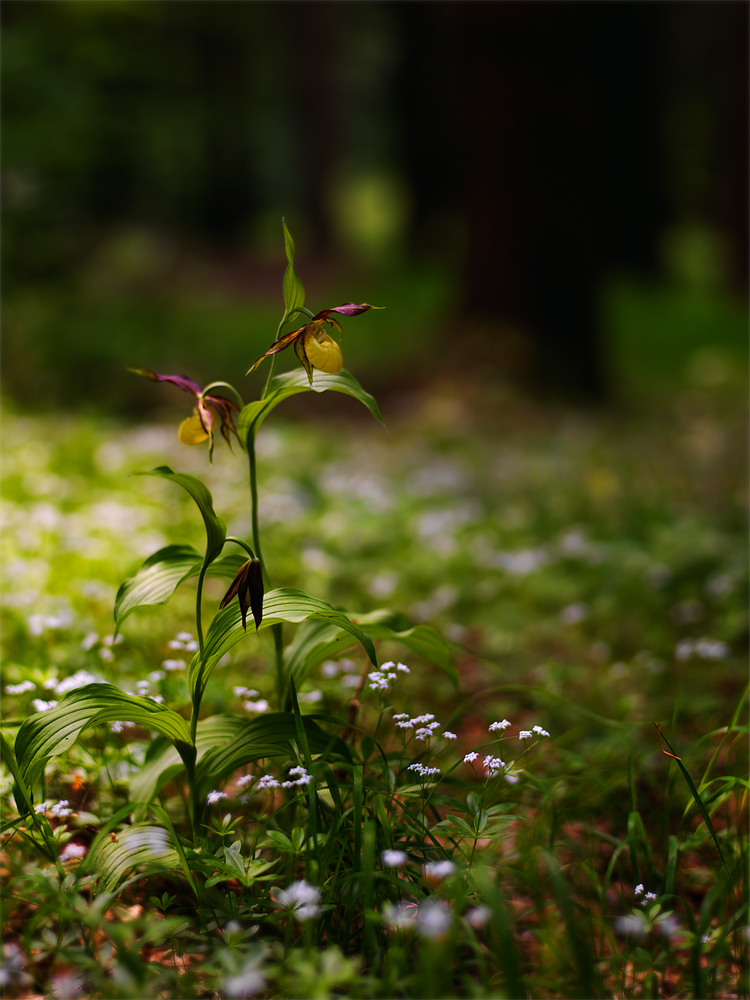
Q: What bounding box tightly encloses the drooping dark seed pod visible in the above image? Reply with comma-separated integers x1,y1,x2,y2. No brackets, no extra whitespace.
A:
219,558,264,631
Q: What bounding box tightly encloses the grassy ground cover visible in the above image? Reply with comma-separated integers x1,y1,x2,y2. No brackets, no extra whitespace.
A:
1,370,747,998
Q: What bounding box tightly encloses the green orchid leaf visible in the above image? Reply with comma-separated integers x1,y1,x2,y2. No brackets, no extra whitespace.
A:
129,713,351,808
238,369,385,448
293,616,457,687
195,711,351,800
282,218,305,321
114,545,202,632
14,684,194,791
114,547,248,633
188,588,377,701
138,467,226,565
87,823,182,894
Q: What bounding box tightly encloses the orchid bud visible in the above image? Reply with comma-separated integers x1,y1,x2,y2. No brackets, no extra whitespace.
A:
219,558,264,631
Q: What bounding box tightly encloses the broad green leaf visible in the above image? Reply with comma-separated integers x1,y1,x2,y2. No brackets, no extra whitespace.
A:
130,713,351,807
189,588,378,700
282,218,305,320
114,546,246,632
292,616,457,687
138,467,226,565
15,684,193,790
114,545,202,631
238,369,385,447
87,823,181,893
195,712,352,800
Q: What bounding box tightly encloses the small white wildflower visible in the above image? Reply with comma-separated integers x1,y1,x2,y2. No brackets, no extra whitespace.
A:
675,639,694,661
176,632,193,642
236,774,255,788
34,800,52,815
148,694,164,704
81,632,99,651
161,659,186,671
483,755,506,777
518,731,533,740
5,681,36,695
466,905,492,928
381,849,409,867
489,719,511,732
321,661,339,678
55,670,97,696
642,892,658,904
504,770,520,784
32,699,57,713
207,790,228,805
407,763,441,777
694,637,729,660
532,725,550,737
148,670,165,683
393,713,410,720
614,912,648,939
298,690,323,703
136,680,150,692
634,883,644,896
102,634,123,647
424,860,456,881
49,800,73,819
109,720,136,734
59,842,87,861
560,602,588,625
417,899,452,939
411,714,436,725
282,766,312,788
183,640,199,652
256,774,280,790
396,663,410,673
243,699,269,713
443,731,458,740
233,686,258,698
168,640,186,650
464,752,478,763
275,879,321,921
396,720,414,729
43,678,58,690
342,674,360,687
415,728,434,741
98,648,114,662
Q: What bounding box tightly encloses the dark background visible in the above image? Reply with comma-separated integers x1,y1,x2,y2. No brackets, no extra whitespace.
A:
2,1,747,415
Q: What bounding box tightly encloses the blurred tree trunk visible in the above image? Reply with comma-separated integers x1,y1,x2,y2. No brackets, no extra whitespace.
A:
394,3,669,398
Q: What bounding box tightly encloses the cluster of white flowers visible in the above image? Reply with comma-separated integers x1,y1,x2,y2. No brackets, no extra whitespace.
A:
381,849,409,867
275,879,321,921
424,860,456,881
256,774,280,790
634,884,658,904
168,631,199,653
483,755,506,777
367,661,409,692
675,637,729,661
34,799,73,819
407,762,441,778
207,790,228,805
54,670,98,697
281,766,312,789
234,686,259,698
243,699,269,713
236,774,255,789
59,842,87,862
31,699,58,713
161,658,186,671
5,680,36,695
489,719,511,732
110,720,136,734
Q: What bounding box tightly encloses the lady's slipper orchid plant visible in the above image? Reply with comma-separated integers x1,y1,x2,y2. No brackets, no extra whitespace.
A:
248,303,378,384
130,368,243,461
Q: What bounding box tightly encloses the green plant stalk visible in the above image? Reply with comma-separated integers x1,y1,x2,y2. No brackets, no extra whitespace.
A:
246,431,285,706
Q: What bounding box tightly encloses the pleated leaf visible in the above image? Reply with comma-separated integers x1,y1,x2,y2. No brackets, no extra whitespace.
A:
282,218,305,321
138,467,226,565
195,712,352,800
189,588,377,700
288,615,456,686
238,369,384,446
14,684,193,792
87,823,181,893
114,545,246,632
